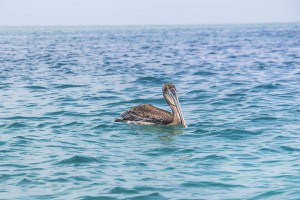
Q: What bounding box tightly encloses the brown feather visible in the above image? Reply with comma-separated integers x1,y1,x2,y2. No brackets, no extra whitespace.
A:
119,104,173,125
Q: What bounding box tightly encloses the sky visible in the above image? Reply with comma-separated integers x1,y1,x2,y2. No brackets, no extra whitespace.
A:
0,0,300,26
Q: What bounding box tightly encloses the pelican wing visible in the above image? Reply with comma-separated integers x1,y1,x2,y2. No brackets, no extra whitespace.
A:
120,104,173,125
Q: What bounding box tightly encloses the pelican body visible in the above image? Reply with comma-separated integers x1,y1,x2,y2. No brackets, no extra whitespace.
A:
115,84,187,128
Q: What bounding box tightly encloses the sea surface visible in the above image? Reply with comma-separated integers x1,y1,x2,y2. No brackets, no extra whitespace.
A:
0,24,300,200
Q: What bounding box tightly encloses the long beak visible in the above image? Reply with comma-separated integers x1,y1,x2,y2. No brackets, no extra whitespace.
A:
168,90,187,128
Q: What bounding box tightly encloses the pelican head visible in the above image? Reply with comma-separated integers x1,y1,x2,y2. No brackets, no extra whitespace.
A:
162,84,187,128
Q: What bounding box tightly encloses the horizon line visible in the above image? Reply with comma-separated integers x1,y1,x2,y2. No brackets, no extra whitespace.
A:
1,21,300,28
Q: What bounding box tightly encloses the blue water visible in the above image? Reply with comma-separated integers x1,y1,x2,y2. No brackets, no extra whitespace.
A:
0,24,300,199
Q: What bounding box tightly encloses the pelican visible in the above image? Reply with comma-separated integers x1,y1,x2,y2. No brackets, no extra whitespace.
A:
115,83,187,128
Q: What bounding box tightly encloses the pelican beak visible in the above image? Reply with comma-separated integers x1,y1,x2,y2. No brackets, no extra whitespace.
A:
168,89,187,128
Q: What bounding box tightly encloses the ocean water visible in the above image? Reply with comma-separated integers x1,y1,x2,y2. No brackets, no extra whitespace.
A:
0,24,300,200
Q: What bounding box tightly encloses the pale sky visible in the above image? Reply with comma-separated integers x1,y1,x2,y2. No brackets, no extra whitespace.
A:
0,0,299,26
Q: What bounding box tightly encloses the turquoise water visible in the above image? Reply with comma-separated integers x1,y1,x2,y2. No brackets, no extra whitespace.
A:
0,24,300,199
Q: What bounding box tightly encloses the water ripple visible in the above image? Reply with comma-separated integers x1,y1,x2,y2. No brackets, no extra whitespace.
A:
181,181,247,189
56,155,102,165
53,84,88,89
0,25,299,199
6,122,28,128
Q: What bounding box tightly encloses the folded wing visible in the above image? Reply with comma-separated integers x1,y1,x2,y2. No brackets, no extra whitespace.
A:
120,104,173,125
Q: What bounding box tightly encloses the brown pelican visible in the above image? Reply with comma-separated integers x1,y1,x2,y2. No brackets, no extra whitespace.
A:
115,84,187,128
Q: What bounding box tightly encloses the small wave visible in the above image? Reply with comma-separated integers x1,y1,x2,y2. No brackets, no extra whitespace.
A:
44,110,97,119
211,129,261,140
126,193,164,200
176,148,195,154
91,124,111,129
56,155,101,165
280,146,300,152
54,84,88,89
124,162,147,167
0,86,8,90
226,93,246,97
0,83,11,90
144,147,178,156
10,136,33,146
253,83,281,90
17,178,36,185
207,51,216,55
50,62,67,68
182,181,247,188
249,190,284,199
187,89,207,94
3,116,52,121
0,164,28,169
188,91,214,100
80,196,117,200
97,90,121,95
56,111,96,117
60,121,85,127
24,85,48,90
0,174,12,182
71,176,91,182
51,121,85,129
47,177,69,183
84,96,118,101
109,186,138,194
251,117,277,122
191,128,210,134
202,154,229,161
193,70,217,76
259,148,279,154
106,98,164,107
141,45,150,49
133,77,165,85
44,111,66,116
7,122,28,128
56,97,77,102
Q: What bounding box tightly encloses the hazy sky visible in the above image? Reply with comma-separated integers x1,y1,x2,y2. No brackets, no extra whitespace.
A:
0,0,299,26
